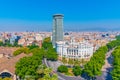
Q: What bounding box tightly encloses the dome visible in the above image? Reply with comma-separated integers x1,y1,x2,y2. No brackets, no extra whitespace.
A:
64,32,69,35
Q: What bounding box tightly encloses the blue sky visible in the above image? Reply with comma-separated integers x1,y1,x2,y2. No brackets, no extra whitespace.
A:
0,0,120,31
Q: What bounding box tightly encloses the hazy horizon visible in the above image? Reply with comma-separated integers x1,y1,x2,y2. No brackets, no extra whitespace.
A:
0,0,120,31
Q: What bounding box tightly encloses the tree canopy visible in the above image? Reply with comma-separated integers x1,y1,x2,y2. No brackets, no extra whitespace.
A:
72,66,82,76
111,46,120,80
57,65,68,73
13,47,29,56
83,37,120,78
42,37,58,61
15,37,58,79
0,77,12,80
83,46,108,77
15,48,43,79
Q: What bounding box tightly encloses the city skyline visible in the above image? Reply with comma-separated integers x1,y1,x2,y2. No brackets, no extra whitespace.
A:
0,1,120,79
0,0,120,31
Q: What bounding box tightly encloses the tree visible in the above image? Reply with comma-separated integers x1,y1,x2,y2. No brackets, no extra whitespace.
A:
46,48,58,61
24,75,35,80
111,46,120,79
57,65,68,73
51,74,58,80
43,37,51,43
3,77,12,80
39,74,58,80
15,48,43,79
42,37,52,49
15,37,58,80
0,41,3,46
116,35,120,40
107,40,120,50
37,67,58,80
83,38,120,78
42,37,58,60
13,47,30,56
37,64,46,77
27,44,39,50
83,46,108,78
74,59,80,66
68,59,74,66
0,78,2,80
61,57,67,65
72,66,82,76
81,59,85,66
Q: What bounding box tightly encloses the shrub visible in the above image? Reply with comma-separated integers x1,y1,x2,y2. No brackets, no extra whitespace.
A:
57,65,68,73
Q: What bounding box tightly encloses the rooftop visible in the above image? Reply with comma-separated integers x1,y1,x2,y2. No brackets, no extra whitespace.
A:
53,14,64,17
0,53,32,74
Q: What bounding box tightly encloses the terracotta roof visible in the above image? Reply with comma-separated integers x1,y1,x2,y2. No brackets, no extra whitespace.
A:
0,53,31,74
0,57,9,64
0,47,19,56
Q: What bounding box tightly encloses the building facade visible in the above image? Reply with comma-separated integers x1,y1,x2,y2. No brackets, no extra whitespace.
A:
52,14,64,47
56,39,94,59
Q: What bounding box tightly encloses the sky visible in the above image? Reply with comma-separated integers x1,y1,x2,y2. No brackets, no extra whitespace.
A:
0,0,120,31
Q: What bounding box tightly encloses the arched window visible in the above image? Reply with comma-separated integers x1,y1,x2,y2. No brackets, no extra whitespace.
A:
0,72,12,78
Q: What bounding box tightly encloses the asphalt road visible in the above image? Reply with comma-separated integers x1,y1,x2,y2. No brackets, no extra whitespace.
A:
43,58,84,80
101,49,114,80
43,48,114,80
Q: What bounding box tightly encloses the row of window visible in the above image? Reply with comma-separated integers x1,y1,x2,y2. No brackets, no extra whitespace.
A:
65,53,91,56
62,55,91,58
67,49,92,53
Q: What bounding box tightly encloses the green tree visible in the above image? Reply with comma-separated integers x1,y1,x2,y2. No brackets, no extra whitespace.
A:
68,59,74,66
74,59,80,66
83,46,108,78
15,48,43,79
57,65,68,73
15,37,58,80
24,75,35,80
111,46,120,80
0,41,3,46
39,74,58,80
27,44,39,50
37,67,58,80
3,77,12,80
46,48,58,61
42,37,52,49
0,78,2,80
37,64,46,74
72,66,82,76
42,37,58,60
13,47,30,56
62,57,67,65
43,37,51,43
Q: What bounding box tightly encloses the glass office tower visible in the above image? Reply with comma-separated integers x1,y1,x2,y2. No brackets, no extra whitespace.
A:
52,14,64,47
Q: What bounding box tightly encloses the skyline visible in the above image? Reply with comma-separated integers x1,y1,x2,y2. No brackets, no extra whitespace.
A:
0,0,120,31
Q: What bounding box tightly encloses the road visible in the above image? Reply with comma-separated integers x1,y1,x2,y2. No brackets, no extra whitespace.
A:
43,58,84,80
101,49,114,80
43,48,114,80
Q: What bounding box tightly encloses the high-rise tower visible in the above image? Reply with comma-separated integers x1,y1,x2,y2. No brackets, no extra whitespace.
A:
52,14,64,47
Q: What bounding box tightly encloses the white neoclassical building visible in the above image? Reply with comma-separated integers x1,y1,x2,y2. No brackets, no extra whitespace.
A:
56,39,94,59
